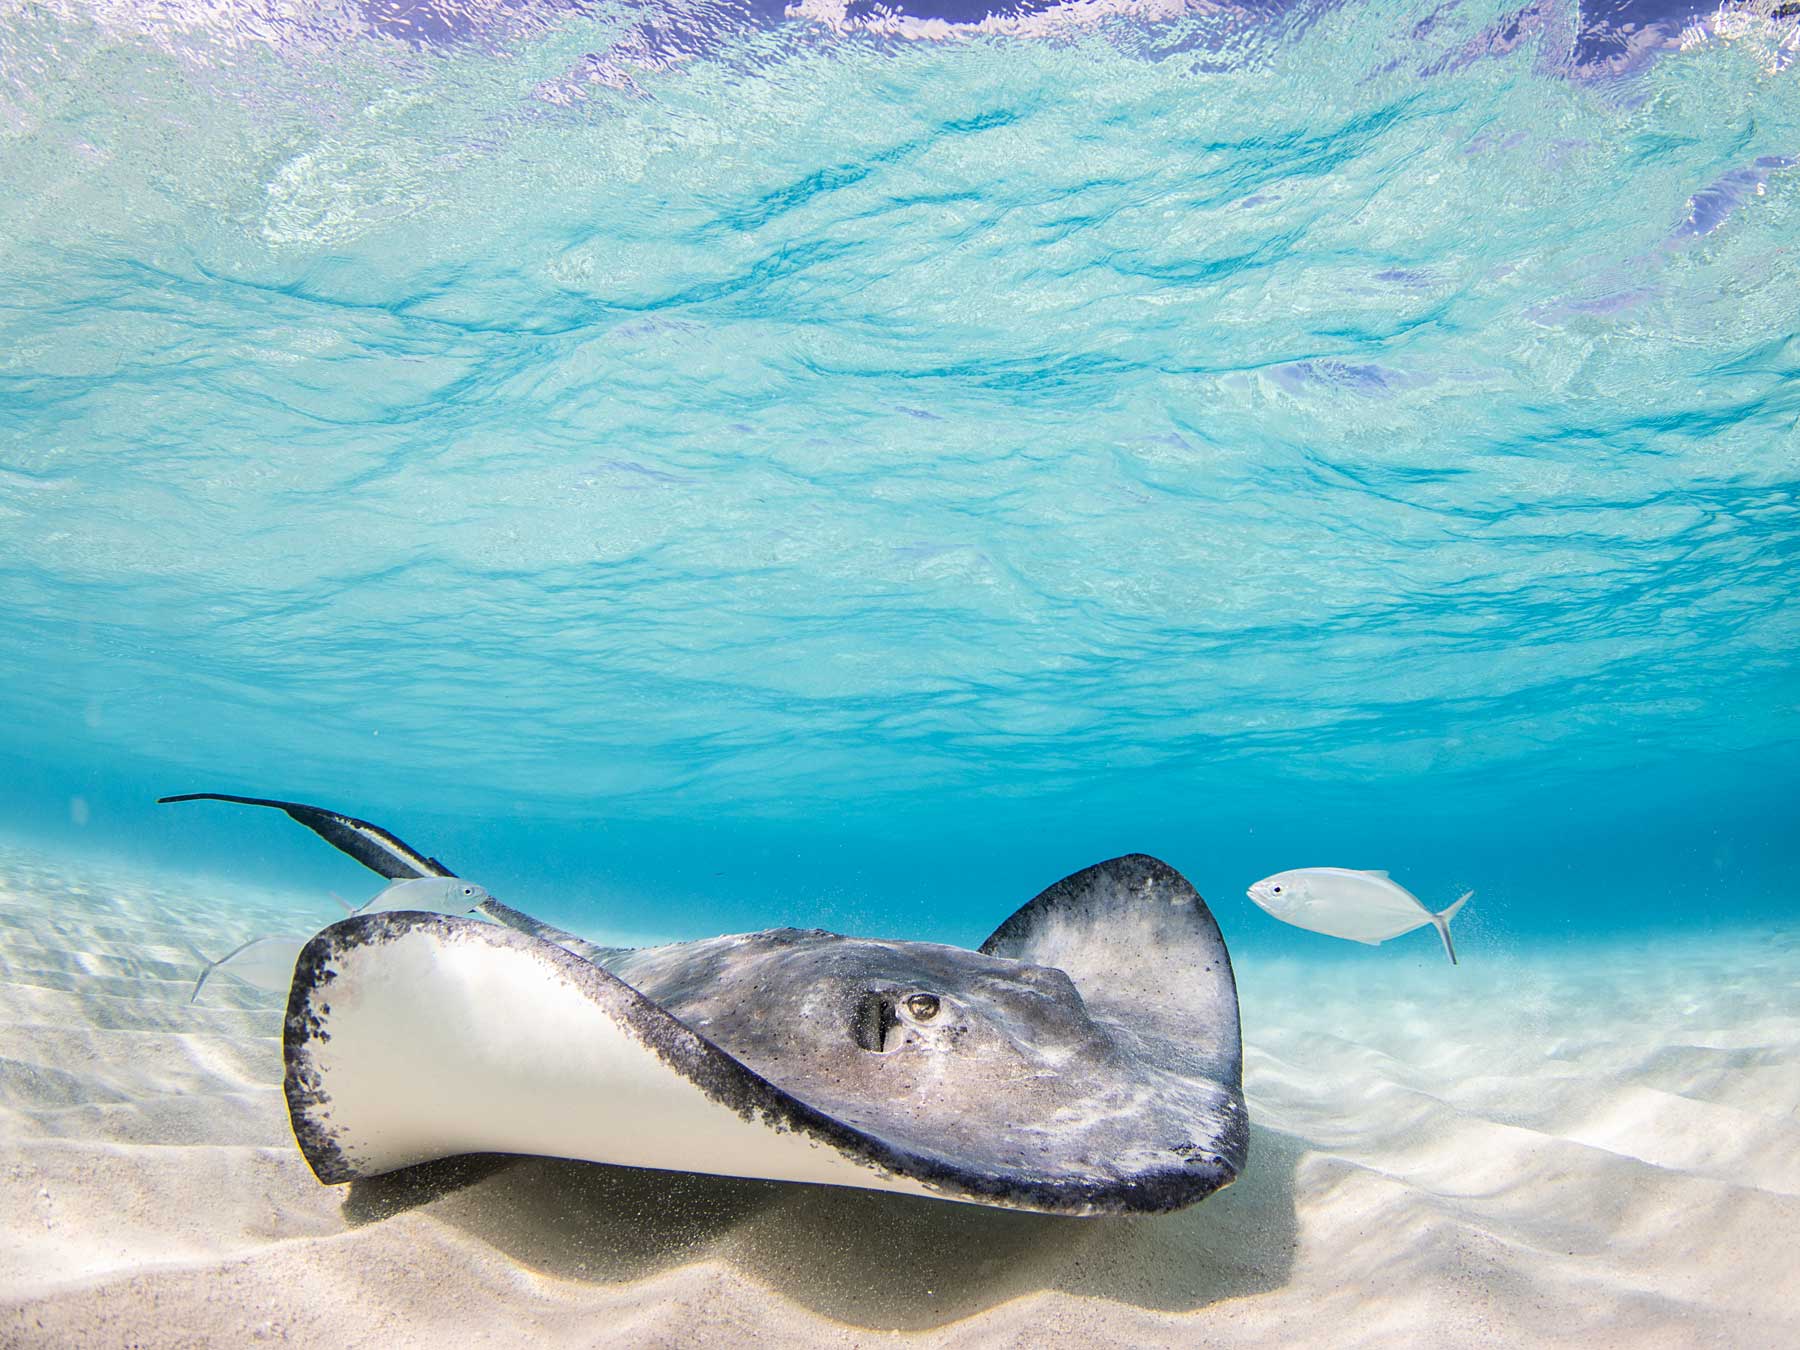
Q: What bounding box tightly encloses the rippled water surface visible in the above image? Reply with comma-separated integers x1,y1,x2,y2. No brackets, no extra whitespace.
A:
1,1,1796,943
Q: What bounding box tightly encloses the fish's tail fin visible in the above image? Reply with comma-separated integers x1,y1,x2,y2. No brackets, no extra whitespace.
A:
186,936,267,1004
190,957,219,1004
1430,891,1473,966
180,940,220,1004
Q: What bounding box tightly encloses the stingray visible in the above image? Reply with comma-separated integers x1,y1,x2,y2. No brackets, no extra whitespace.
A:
158,791,1248,1216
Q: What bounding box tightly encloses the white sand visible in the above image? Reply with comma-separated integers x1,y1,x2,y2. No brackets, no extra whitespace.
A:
2,843,1796,1348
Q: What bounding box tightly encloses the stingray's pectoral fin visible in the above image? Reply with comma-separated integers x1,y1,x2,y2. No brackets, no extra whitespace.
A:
157,792,453,881
282,913,946,1201
981,854,1241,1053
980,854,1248,1181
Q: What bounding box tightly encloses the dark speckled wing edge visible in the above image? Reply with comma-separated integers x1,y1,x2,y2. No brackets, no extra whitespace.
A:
282,912,1239,1216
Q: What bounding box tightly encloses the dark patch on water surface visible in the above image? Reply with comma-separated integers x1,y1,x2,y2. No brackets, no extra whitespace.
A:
1675,157,1799,240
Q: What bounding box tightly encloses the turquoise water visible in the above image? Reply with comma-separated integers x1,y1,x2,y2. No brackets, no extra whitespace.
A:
1,1,1796,956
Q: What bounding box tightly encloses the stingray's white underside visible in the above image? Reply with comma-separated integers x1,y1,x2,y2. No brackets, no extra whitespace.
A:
292,920,943,1200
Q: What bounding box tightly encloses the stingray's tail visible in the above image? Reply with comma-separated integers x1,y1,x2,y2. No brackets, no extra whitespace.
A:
158,791,624,969
157,792,453,880
1430,891,1473,966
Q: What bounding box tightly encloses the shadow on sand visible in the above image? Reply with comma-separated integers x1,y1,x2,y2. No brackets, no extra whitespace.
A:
343,1123,1305,1331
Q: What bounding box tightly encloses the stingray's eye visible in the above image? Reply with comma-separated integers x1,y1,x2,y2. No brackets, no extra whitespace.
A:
905,993,941,1021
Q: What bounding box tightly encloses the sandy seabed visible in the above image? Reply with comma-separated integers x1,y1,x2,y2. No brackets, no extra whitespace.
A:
1,842,1796,1349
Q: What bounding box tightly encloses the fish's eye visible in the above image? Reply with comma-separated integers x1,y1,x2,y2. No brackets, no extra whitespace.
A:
904,993,941,1021
1271,885,1283,895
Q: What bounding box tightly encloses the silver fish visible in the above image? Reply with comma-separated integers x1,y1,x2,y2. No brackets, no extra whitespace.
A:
192,881,492,1003
1247,868,1473,964
344,877,493,917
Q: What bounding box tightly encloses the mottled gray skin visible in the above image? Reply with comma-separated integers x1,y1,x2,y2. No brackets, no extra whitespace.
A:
604,854,1246,1194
